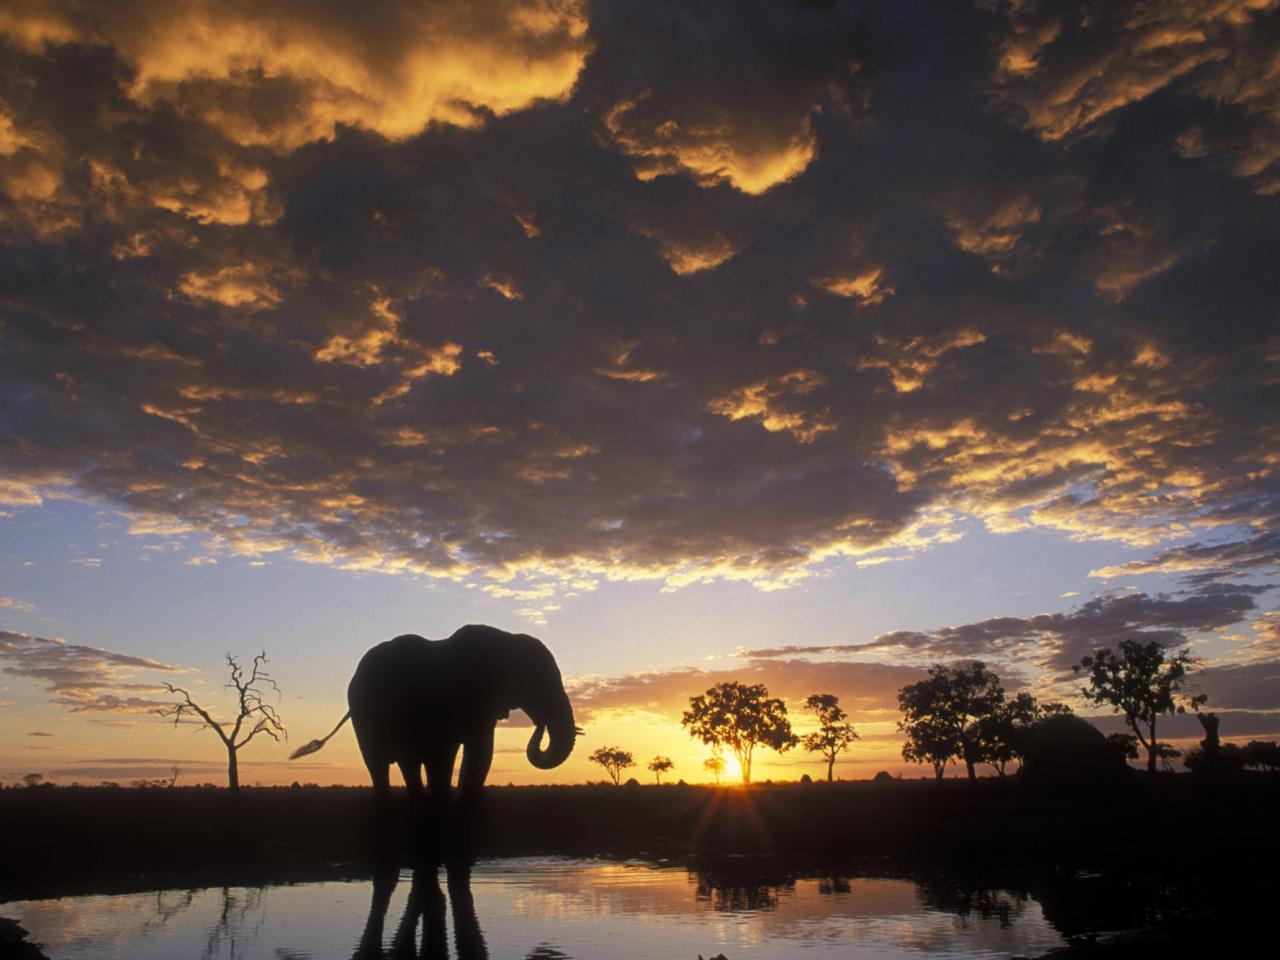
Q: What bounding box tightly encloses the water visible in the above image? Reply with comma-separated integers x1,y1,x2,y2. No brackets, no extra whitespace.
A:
7,857,1066,959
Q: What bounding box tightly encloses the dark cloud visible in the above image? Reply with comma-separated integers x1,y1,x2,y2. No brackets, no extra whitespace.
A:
0,630,180,712
1191,659,1280,713
39,757,334,781
745,584,1271,675
0,0,1276,627
1091,531,1280,580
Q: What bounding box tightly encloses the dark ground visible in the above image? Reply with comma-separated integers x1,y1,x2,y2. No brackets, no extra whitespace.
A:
2,774,1277,957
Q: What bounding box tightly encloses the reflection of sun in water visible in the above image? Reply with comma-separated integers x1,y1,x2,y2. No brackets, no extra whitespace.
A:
723,755,743,784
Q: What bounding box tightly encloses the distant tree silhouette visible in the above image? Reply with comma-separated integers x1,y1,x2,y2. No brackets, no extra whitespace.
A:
703,751,726,784
898,662,1005,780
588,746,635,786
647,755,674,784
801,693,858,782
1106,732,1140,761
1075,640,1205,774
157,651,285,795
1244,740,1280,771
975,693,1073,775
21,773,43,788
682,681,796,785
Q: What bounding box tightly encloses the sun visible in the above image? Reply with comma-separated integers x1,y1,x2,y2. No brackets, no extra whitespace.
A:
722,754,743,784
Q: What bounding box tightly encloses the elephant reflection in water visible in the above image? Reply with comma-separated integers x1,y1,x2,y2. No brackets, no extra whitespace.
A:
293,625,579,844
353,861,488,960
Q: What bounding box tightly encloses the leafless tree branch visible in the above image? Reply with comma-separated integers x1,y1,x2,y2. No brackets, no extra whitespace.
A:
156,652,287,793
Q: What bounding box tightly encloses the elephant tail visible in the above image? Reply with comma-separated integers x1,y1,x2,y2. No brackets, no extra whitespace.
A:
289,711,351,759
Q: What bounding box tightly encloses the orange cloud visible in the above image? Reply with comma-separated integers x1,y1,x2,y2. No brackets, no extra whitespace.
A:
1,1,590,151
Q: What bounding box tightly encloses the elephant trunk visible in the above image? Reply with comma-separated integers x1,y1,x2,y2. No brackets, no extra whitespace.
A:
527,696,576,770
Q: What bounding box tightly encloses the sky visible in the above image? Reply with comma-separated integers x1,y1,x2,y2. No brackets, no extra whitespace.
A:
1,0,1278,787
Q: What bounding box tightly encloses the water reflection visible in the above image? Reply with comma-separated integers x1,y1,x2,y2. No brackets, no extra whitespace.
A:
10,857,1069,959
354,861,488,960
916,879,1032,929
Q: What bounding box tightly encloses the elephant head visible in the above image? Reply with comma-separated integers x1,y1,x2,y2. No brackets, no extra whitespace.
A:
482,628,578,770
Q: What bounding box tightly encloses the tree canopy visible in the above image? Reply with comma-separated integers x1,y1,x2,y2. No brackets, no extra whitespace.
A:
1075,639,1205,774
647,755,674,784
974,693,1073,776
588,746,635,786
800,693,858,782
682,681,796,784
898,662,1004,780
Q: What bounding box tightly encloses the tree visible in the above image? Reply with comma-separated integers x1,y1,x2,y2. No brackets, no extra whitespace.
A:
703,751,726,785
158,652,286,795
897,662,1005,781
21,773,43,788
648,756,674,784
1075,640,1205,774
1244,740,1280,771
682,681,796,785
974,693,1074,776
800,693,858,782
1107,731,1140,762
588,746,635,786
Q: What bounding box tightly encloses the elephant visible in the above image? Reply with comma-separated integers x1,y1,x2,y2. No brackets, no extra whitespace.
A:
291,625,578,814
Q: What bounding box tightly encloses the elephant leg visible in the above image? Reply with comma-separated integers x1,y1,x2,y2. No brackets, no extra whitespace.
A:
355,721,392,806
421,745,459,859
424,745,459,810
458,727,495,804
398,760,425,803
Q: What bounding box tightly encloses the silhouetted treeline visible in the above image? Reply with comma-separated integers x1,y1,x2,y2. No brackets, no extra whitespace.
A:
4,772,1279,901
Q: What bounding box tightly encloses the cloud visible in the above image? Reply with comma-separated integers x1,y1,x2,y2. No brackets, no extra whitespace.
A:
0,0,1276,621
586,2,848,193
992,0,1280,193
0,596,32,612
745,584,1270,676
0,630,181,713
0,0,589,149
1091,531,1280,580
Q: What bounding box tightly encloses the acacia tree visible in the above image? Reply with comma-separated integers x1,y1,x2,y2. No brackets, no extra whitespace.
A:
682,681,796,785
1075,640,1205,774
801,693,858,783
898,662,1004,781
648,756,674,784
588,746,635,785
158,652,286,795
703,751,726,785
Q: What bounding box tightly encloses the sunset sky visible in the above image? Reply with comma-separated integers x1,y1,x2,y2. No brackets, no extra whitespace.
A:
2,0,1278,788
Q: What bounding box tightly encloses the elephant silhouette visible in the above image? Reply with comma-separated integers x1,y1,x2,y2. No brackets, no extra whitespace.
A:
292,625,578,824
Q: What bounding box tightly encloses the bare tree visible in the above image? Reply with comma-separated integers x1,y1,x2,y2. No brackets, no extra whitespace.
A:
158,652,286,794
